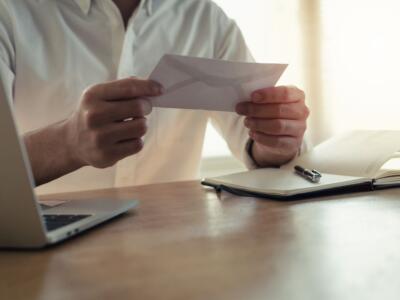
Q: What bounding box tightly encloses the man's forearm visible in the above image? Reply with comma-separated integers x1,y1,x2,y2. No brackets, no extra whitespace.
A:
24,120,83,186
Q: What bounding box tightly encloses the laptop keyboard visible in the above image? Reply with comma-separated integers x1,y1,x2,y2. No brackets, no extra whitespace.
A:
43,214,91,232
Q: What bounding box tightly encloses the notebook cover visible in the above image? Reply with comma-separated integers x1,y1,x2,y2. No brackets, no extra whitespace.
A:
201,180,375,201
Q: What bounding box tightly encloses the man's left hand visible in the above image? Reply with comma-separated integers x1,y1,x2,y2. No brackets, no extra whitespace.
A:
236,86,309,168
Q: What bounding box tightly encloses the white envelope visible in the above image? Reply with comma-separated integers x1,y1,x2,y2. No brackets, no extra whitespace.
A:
149,54,288,112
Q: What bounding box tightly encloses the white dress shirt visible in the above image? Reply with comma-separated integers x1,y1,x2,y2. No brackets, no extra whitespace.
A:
0,0,256,194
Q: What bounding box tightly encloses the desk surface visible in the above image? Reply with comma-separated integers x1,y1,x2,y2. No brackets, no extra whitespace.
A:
1,181,400,300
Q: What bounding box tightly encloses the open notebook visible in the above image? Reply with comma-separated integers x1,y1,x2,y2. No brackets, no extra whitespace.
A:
202,130,400,200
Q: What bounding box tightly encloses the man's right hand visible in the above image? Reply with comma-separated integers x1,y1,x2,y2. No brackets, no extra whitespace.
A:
65,77,163,169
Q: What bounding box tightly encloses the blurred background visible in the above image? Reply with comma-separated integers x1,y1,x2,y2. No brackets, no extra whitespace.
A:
201,0,400,178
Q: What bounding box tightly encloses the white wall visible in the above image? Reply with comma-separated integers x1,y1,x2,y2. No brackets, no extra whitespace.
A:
320,0,400,135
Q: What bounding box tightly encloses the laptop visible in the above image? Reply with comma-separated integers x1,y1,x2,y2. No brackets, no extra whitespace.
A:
0,83,138,249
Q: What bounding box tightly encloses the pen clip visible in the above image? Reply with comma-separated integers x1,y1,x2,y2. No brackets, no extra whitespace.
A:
294,165,322,183
309,169,322,183
311,169,322,177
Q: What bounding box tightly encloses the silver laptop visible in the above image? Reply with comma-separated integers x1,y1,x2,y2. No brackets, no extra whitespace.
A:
0,83,138,249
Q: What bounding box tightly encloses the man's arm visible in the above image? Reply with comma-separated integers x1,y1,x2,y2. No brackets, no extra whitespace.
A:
209,4,309,168
24,78,163,186
0,3,164,186
0,4,77,186
0,4,165,187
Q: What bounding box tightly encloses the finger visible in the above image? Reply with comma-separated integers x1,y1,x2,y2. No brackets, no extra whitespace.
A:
244,118,306,137
251,86,305,104
249,132,301,152
107,99,153,120
104,139,144,164
106,118,148,144
236,101,309,119
113,138,144,157
83,77,163,102
85,99,152,127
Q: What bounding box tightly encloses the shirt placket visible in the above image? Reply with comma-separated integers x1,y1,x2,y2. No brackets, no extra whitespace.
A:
97,0,140,186
98,0,126,79
117,5,148,77
108,4,148,187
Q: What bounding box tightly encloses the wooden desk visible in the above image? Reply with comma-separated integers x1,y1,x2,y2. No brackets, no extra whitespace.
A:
1,181,400,300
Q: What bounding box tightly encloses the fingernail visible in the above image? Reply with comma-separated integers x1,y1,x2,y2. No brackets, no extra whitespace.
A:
252,92,263,102
244,118,250,127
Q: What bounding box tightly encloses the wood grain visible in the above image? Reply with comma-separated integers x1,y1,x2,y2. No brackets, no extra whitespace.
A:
1,181,400,300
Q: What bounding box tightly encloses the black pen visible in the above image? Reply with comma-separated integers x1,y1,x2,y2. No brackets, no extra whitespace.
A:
294,165,322,183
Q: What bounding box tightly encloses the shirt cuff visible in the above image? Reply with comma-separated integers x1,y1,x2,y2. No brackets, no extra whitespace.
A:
243,138,259,170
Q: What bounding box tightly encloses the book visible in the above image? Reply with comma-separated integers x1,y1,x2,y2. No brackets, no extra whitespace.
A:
201,130,400,200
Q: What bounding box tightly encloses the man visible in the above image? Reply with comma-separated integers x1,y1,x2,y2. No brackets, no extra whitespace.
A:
0,0,309,193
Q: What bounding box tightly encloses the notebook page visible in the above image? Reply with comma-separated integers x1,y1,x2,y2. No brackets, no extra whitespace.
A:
282,131,400,178
376,153,400,179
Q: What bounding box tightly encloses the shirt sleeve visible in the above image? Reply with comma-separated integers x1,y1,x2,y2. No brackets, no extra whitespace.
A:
0,1,16,105
208,4,258,169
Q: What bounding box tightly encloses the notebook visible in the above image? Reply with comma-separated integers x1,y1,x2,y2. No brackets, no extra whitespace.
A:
202,130,400,200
